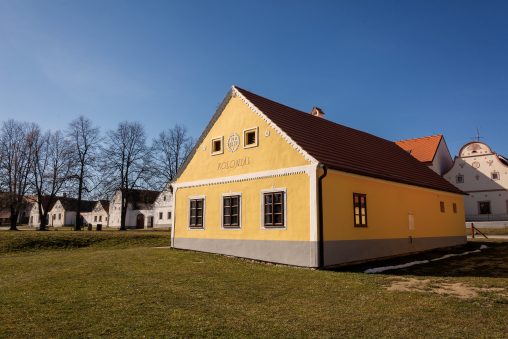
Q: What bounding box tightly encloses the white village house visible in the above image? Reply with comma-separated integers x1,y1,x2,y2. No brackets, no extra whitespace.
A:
444,141,508,222
48,197,96,227
152,187,173,229
108,189,160,229
83,200,110,228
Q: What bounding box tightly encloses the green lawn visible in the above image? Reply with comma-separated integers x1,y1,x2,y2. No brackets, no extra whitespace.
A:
0,231,506,338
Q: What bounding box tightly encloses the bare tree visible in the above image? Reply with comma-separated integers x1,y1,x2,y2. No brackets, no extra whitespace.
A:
102,121,152,230
151,125,194,188
0,120,39,230
32,130,74,231
67,116,100,231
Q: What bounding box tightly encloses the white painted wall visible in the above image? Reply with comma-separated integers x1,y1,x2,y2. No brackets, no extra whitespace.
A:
153,190,173,229
444,141,508,221
429,139,453,175
108,190,157,228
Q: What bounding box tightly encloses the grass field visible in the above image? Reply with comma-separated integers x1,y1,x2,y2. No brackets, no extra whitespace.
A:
0,231,507,338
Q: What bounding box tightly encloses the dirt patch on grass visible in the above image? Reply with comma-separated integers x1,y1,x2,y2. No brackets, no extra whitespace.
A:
387,277,507,299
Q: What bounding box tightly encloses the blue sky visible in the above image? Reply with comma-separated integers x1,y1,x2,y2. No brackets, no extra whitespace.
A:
0,0,507,156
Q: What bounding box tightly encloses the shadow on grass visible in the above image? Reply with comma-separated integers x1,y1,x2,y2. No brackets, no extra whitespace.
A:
330,240,508,278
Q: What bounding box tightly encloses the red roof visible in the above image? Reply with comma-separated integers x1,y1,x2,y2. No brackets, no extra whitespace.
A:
395,135,443,163
235,86,463,195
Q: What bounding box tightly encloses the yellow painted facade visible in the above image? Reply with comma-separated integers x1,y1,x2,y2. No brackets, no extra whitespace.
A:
174,173,310,241
172,88,466,267
177,96,310,183
321,169,466,240
174,94,313,242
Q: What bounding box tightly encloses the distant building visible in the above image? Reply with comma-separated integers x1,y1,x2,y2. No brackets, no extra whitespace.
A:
153,187,173,229
48,197,96,227
84,200,110,228
444,141,508,221
395,135,453,175
108,189,159,229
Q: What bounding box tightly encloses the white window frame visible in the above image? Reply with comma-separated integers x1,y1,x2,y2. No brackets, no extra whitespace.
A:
211,136,224,156
188,195,206,230
221,192,242,230
243,127,259,149
260,188,287,230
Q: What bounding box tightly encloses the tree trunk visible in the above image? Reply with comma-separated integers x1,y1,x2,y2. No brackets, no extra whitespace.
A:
120,191,127,231
9,205,18,231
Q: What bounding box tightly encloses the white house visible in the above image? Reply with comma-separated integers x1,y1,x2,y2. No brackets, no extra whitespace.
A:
48,198,96,227
444,141,508,222
108,189,159,229
395,134,454,175
83,200,109,228
152,188,172,229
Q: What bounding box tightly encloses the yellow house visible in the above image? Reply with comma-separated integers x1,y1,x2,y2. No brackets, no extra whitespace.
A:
171,86,466,267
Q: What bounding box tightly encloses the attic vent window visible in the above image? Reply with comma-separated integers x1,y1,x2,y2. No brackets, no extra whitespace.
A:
244,127,258,148
492,171,500,180
456,174,464,183
211,137,223,155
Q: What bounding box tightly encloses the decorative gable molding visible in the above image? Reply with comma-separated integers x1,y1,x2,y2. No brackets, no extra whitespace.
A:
232,86,318,165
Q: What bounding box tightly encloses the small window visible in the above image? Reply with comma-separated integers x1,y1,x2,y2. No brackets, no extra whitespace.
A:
353,193,367,227
94,215,97,222
211,137,223,155
263,191,285,228
492,172,500,180
163,195,166,201
440,201,445,213
456,174,464,183
189,198,204,229
99,215,102,222
58,213,61,220
244,127,258,148
167,211,171,220
453,203,457,214
223,195,240,228
159,212,163,220
478,201,491,215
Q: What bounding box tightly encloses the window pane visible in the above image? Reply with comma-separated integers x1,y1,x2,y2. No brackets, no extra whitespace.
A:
264,194,272,204
231,215,238,226
265,204,273,213
274,204,282,213
265,214,272,225
274,214,282,224
355,215,360,225
274,193,282,203
224,215,231,225
231,206,238,216
361,216,366,225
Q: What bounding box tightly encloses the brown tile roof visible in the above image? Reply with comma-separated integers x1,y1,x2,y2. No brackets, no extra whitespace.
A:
234,86,463,195
99,200,110,212
395,135,443,163
58,198,96,213
128,189,159,209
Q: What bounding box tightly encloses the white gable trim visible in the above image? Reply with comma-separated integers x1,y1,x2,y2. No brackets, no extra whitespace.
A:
232,86,319,165
173,165,315,189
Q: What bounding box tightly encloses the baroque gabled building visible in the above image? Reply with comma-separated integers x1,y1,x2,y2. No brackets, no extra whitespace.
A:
444,141,508,221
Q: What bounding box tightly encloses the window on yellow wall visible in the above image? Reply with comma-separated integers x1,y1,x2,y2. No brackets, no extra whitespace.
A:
453,203,457,214
223,195,241,228
211,137,223,155
440,201,445,213
189,198,204,229
353,193,367,227
263,192,285,228
244,127,258,148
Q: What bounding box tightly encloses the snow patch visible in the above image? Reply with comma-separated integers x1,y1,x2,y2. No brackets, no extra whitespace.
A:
365,246,488,274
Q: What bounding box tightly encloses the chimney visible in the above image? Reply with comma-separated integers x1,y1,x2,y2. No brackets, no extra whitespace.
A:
311,107,325,118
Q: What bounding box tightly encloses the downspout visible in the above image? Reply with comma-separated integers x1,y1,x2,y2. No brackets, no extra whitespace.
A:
170,185,176,247
317,164,328,268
